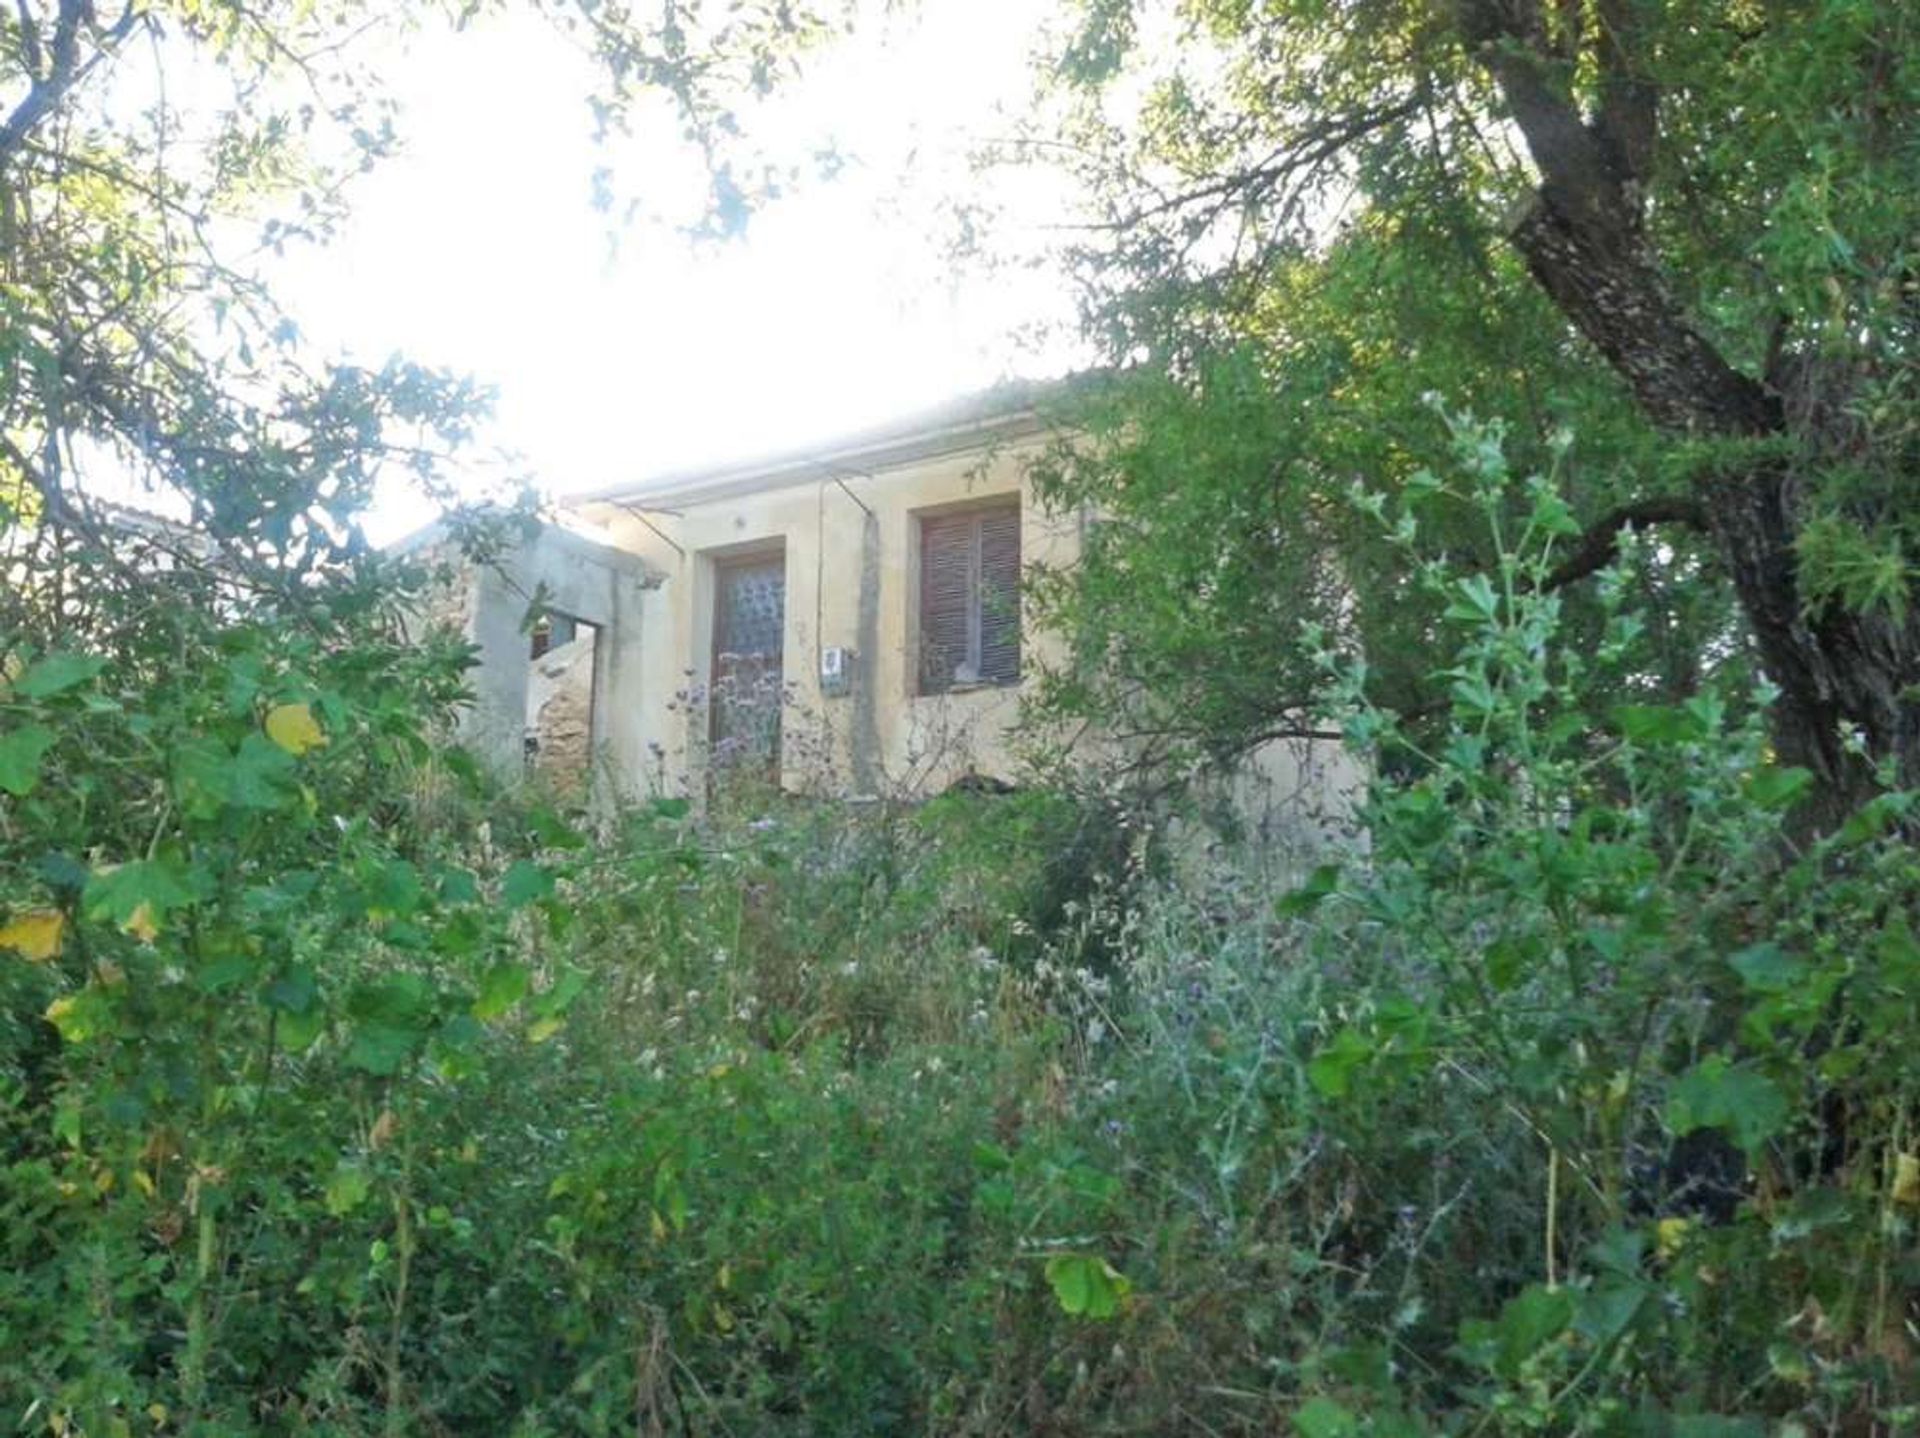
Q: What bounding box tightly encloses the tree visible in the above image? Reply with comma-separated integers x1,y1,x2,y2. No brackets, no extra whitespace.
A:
1006,0,1918,825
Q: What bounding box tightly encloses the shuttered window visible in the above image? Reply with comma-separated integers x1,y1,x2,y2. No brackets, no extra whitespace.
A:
919,501,1021,694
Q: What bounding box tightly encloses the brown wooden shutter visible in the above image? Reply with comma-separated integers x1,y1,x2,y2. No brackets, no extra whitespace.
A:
919,512,973,694
977,502,1021,685
919,501,1021,693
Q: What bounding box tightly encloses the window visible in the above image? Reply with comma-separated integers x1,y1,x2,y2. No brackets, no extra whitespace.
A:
918,500,1020,694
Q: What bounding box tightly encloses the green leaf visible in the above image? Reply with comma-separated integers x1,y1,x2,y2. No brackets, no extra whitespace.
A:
1044,1253,1132,1319
1667,1417,1764,1438
14,652,105,699
0,723,55,795
502,859,554,909
1493,1283,1573,1377
1307,1025,1372,1098
473,962,530,1021
1612,703,1707,745
1293,1397,1359,1438
346,1022,418,1076
1275,863,1340,918
1667,1056,1790,1152
171,737,236,818
83,859,196,928
264,966,318,1015
1744,765,1813,810
1727,943,1804,993
229,733,299,810
325,1161,372,1217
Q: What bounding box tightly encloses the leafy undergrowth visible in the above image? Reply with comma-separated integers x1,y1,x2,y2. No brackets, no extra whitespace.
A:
5,435,1919,1435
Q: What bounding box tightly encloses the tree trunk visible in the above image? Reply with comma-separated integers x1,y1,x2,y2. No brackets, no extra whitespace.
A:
1468,6,1920,828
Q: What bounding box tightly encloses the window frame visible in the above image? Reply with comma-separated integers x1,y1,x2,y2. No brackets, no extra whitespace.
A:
914,496,1022,697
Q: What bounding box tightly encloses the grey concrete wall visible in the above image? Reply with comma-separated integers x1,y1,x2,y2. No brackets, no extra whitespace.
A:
404,520,662,797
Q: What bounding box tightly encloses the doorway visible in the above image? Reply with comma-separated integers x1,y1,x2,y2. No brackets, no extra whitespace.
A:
709,548,786,784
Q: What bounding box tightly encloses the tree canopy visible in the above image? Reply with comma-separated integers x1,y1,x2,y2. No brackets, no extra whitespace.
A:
1000,0,1918,826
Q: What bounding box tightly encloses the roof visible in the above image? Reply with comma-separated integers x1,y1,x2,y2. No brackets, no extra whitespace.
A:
568,373,1094,513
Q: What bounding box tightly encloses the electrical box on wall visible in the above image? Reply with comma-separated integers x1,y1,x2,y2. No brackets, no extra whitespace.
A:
819,645,854,697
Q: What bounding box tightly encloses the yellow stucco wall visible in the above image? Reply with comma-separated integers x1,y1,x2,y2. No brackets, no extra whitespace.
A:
577,424,1080,799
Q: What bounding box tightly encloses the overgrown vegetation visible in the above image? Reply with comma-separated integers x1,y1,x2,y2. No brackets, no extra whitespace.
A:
6,423,1917,1433
4,0,1918,1432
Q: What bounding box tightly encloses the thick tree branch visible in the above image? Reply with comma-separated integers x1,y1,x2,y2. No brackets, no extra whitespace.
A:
0,0,142,168
1543,495,1706,590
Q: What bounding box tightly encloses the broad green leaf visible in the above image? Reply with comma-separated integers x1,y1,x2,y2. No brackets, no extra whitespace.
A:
44,986,113,1044
229,734,298,810
1275,863,1340,918
0,724,55,795
1744,765,1813,810
325,1162,372,1217
346,1022,418,1076
1293,1398,1359,1438
15,653,105,699
473,962,529,1021
264,966,318,1014
83,859,196,929
1612,704,1707,746
171,737,236,818
1044,1253,1131,1319
1307,1025,1372,1098
502,860,554,908
1667,1056,1790,1152
1494,1284,1573,1376
1727,944,1804,993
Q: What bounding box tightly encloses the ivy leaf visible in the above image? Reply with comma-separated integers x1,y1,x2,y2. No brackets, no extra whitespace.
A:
0,724,56,795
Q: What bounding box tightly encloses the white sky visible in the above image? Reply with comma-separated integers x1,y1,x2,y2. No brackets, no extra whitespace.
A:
260,1,1086,539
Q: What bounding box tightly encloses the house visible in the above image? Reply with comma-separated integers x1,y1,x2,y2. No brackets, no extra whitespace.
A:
414,381,1362,840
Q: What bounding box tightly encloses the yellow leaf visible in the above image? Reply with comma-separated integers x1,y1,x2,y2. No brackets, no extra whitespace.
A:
1893,1152,1920,1206
265,702,327,756
528,1015,563,1043
650,1208,668,1243
123,901,158,943
1656,1216,1693,1261
0,909,65,961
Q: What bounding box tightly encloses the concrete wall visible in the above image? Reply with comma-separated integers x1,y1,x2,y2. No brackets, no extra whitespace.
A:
402,521,661,795
581,430,1079,798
